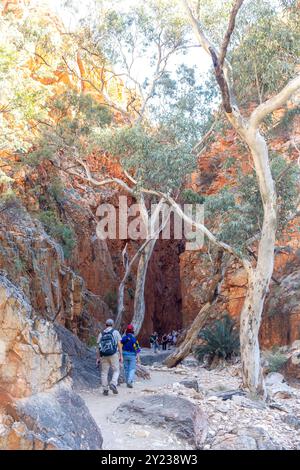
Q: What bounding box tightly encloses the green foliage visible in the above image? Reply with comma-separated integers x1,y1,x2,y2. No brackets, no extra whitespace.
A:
222,156,236,169
93,62,214,194
96,124,196,193
38,210,76,259
28,91,112,165
232,1,300,105
47,178,66,205
204,155,299,256
87,0,188,94
264,350,288,372
1,0,299,269
195,315,240,361
150,65,216,145
272,108,300,134
271,154,300,233
0,13,51,153
198,0,299,106
181,189,205,204
0,170,14,187
87,335,98,348
0,188,19,210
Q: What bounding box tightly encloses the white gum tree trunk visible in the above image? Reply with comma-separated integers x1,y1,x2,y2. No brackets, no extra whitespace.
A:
180,0,300,397
238,130,277,396
114,197,167,335
131,237,157,335
131,198,167,335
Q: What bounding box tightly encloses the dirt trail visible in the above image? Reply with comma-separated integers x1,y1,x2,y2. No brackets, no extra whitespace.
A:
79,369,192,450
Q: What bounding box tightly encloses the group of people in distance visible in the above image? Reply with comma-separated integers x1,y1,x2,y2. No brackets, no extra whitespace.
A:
96,320,179,396
149,330,179,353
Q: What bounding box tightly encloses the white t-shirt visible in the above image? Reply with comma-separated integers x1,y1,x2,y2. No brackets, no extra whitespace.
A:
97,327,121,346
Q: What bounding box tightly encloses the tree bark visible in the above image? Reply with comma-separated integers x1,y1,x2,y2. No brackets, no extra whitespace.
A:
115,197,168,334
164,302,212,367
131,198,169,335
131,237,157,335
238,131,277,397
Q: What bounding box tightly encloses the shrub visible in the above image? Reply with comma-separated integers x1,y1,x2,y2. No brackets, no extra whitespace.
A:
0,189,19,210
264,350,288,373
195,314,240,361
38,210,76,259
87,336,98,348
181,189,205,204
47,177,65,204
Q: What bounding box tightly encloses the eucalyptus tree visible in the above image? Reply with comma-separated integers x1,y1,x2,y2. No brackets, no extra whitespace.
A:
175,0,300,397
75,63,213,334
63,0,214,334
0,11,50,155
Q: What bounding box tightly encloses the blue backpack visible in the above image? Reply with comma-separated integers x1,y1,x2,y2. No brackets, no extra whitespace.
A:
99,329,117,356
122,334,139,353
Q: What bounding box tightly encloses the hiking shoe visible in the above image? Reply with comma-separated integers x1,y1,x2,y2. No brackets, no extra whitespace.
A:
109,383,118,394
103,389,109,396
127,382,133,388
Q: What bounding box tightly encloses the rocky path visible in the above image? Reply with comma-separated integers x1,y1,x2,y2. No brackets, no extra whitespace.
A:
80,356,300,450
79,369,193,450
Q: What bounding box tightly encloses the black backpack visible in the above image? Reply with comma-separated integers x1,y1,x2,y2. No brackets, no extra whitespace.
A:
99,329,118,357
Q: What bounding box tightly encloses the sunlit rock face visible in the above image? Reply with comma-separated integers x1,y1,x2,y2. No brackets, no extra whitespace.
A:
0,198,116,340
0,275,103,450
0,275,68,399
261,270,300,348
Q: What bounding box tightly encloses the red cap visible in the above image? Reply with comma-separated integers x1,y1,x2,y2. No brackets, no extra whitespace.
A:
126,324,134,333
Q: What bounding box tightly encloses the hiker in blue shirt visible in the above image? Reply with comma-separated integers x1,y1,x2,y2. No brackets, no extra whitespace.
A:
121,324,141,388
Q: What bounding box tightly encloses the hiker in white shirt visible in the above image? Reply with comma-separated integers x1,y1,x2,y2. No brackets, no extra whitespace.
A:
96,319,123,396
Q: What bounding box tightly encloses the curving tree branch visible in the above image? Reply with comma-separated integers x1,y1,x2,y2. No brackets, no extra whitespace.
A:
249,74,300,129
219,0,244,68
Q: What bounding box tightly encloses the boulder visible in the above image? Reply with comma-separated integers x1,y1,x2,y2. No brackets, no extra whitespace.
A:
261,270,300,348
0,276,69,398
180,378,199,393
212,426,281,450
181,355,200,368
281,414,300,431
54,324,100,390
231,395,267,410
282,349,300,383
265,371,294,399
290,340,300,351
265,372,285,387
0,276,103,450
267,383,294,400
113,394,207,448
0,413,56,450
140,349,172,366
14,382,103,450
